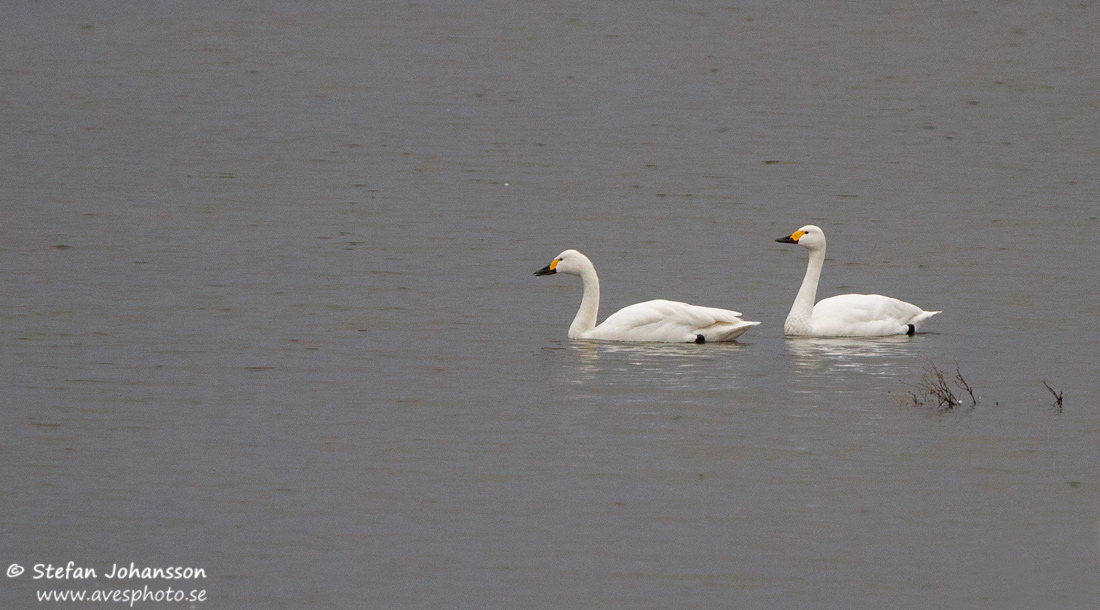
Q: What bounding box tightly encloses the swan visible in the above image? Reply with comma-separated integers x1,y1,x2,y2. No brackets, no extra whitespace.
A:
534,249,759,343
775,225,939,336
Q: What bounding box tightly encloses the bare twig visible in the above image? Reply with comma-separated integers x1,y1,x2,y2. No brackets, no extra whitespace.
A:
953,363,979,406
906,360,979,413
1042,380,1063,413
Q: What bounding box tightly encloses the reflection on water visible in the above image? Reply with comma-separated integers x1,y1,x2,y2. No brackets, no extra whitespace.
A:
785,335,937,393
548,339,754,394
570,338,753,359
787,334,931,371
548,336,936,399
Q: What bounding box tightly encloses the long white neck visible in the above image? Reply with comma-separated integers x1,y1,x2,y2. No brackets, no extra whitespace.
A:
568,262,600,339
785,245,825,334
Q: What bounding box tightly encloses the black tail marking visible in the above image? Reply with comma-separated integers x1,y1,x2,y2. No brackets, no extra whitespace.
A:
695,334,706,344
906,324,916,336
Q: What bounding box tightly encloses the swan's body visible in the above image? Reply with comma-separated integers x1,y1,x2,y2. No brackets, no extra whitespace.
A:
535,249,758,342
776,225,939,337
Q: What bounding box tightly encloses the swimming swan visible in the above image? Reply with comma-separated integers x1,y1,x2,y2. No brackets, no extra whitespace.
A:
776,225,939,336
535,249,759,343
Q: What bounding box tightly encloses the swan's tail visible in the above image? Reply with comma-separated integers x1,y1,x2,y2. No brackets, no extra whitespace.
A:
700,320,760,342
909,310,940,332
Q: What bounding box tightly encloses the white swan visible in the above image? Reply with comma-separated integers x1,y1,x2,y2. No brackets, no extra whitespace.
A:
776,225,940,336
535,249,759,343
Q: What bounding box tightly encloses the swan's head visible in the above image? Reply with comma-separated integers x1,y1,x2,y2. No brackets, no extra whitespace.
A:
534,249,591,277
776,225,826,250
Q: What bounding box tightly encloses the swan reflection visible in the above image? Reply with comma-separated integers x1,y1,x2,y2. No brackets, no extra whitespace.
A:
551,339,752,391
786,335,931,379
574,339,751,358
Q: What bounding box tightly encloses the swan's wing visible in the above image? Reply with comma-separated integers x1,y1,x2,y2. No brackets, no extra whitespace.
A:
812,294,937,336
591,299,756,342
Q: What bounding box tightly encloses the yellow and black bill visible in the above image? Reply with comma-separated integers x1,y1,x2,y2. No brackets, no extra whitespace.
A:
776,230,805,244
534,259,559,276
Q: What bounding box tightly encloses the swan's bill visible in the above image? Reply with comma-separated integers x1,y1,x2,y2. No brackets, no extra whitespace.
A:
776,230,805,244
534,258,560,276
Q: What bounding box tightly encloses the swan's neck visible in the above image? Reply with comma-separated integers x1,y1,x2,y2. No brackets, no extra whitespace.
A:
569,264,600,339
786,246,825,334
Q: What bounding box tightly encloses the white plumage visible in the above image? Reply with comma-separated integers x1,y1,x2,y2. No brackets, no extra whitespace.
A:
535,249,758,343
776,225,939,337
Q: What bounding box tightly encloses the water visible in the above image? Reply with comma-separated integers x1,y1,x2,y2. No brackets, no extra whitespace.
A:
3,1,1099,608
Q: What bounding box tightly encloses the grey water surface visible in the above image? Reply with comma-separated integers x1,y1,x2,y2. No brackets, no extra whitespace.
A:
2,1,1099,608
